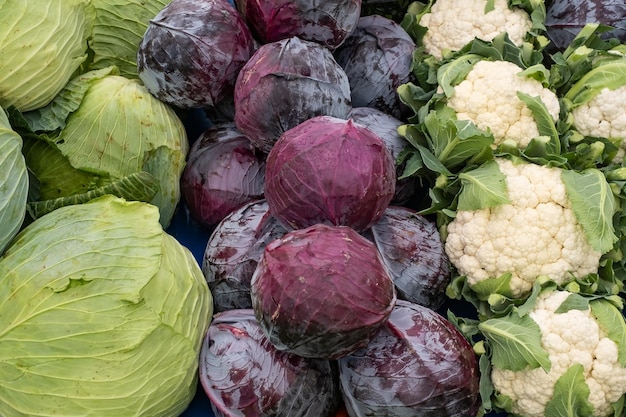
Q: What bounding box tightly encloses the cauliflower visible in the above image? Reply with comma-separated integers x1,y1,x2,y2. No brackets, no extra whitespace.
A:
420,0,532,60
571,85,626,161
446,60,560,149
445,158,601,297
490,289,626,417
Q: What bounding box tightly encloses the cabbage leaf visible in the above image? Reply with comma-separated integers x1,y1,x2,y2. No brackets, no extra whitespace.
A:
0,196,211,416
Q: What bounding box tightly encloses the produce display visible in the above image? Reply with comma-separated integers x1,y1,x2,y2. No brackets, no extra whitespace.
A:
1,0,626,417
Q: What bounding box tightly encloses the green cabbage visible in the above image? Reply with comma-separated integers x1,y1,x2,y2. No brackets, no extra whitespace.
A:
0,0,95,112
0,106,28,255
0,195,212,416
88,0,171,79
18,68,188,228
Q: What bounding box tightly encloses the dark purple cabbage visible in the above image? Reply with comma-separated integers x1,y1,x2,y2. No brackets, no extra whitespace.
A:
199,309,340,417
338,300,481,417
366,206,450,310
202,199,288,312
137,0,256,108
233,37,352,152
181,122,265,229
348,107,416,203
545,0,626,53
235,0,362,49
264,116,396,232
333,15,416,120
250,223,397,359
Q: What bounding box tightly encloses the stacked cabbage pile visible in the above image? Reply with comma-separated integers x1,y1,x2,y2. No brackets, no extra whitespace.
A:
2,1,626,417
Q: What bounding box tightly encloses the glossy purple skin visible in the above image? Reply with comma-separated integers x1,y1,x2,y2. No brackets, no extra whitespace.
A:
250,223,397,359
181,122,265,229
366,206,450,310
137,0,256,108
545,0,626,53
264,115,396,232
202,199,288,312
338,300,481,417
199,309,340,417
233,37,352,152
348,107,416,203
334,15,416,120
235,0,362,49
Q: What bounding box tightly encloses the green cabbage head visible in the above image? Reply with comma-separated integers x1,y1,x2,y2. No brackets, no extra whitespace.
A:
0,0,95,112
19,67,188,228
0,106,28,255
0,195,212,416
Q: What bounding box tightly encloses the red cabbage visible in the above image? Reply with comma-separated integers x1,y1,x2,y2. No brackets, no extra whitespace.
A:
235,0,362,49
333,14,415,120
264,115,396,232
348,107,417,203
199,309,341,417
137,0,256,108
233,37,352,152
338,300,481,417
202,199,288,312
366,206,450,310
250,223,397,359
181,122,265,229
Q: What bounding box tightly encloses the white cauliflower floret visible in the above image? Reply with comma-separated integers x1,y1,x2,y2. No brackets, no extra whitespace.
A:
445,158,600,297
420,0,532,60
446,60,560,149
571,85,626,161
491,290,626,417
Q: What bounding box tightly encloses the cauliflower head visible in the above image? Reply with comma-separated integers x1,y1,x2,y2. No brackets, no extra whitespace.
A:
446,60,560,149
491,290,626,417
571,85,626,160
445,158,601,297
420,0,532,60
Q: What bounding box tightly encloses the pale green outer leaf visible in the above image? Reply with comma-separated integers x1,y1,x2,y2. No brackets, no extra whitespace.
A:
564,59,626,108
89,0,171,79
0,0,95,112
50,75,187,228
0,196,212,416
458,160,510,211
22,66,118,133
561,169,617,254
22,138,108,200
590,299,626,367
0,108,28,254
27,171,160,219
479,313,551,371
544,364,594,417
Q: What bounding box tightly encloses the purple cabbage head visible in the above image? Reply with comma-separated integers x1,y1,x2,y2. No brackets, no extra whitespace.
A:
250,223,397,359
545,0,626,53
334,15,416,120
366,206,450,310
137,0,256,108
348,107,416,203
202,199,288,312
264,115,396,232
181,122,265,229
234,37,352,152
338,300,481,417
235,0,362,49
199,309,341,417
